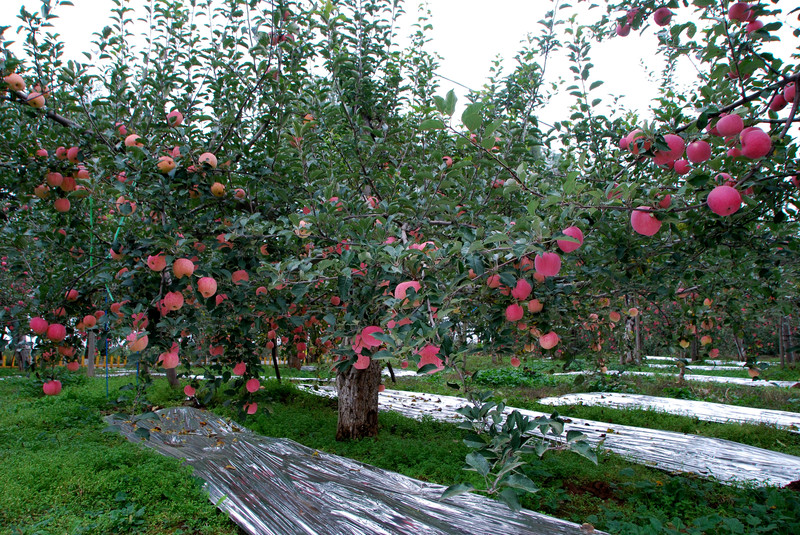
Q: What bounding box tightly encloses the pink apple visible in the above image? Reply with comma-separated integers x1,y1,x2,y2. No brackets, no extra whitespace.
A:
184,385,196,396
172,258,194,278
511,279,532,300
197,277,218,298
534,252,561,277
30,317,49,335
630,206,662,236
653,134,685,166
46,323,66,342
394,280,421,300
673,159,691,175
715,114,743,137
246,378,260,393
728,2,751,22
506,304,524,322
43,380,62,396
686,140,711,163
740,127,772,159
769,93,787,112
616,23,631,37
539,331,560,350
707,185,742,216
527,299,543,313
653,7,673,26
557,226,584,253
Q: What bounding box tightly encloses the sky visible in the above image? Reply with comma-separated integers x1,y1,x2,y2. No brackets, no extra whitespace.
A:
2,0,795,127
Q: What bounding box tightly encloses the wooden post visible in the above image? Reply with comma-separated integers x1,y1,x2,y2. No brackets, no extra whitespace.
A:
86,332,96,378
271,344,281,384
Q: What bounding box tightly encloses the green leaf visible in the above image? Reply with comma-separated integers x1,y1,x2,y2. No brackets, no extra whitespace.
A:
462,103,483,131
499,488,521,512
441,483,474,499
465,452,491,477
503,474,539,494
420,119,445,131
444,89,457,116
417,363,439,374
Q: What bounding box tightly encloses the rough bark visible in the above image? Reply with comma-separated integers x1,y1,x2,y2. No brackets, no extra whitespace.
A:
335,358,381,441
733,332,747,362
165,367,179,387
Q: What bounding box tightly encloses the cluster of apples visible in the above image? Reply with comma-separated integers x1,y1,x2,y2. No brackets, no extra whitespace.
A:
31,145,93,213
2,73,46,108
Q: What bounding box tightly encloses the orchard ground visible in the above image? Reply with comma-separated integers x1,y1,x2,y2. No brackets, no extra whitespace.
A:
2,350,800,535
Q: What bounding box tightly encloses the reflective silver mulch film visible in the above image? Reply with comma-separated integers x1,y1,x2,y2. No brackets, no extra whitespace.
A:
300,386,800,487
646,364,745,371
552,370,800,388
108,407,606,535
538,392,800,434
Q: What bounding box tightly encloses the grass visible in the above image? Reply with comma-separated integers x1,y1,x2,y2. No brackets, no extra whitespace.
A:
3,356,800,535
0,372,242,535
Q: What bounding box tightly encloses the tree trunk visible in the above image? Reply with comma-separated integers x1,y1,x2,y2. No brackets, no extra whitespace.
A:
634,313,642,365
271,344,282,383
733,332,746,362
690,334,699,362
335,358,381,441
788,317,796,367
779,316,785,368
165,367,179,387
86,331,96,378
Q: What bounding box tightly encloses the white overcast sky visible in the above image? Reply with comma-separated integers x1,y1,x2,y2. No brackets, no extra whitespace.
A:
2,1,795,127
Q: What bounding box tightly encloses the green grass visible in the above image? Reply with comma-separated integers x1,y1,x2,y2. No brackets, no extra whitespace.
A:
0,373,241,535
4,362,800,535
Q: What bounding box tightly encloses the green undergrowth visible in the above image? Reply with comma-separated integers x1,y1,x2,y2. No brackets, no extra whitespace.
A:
4,368,800,535
228,379,800,534
0,374,241,535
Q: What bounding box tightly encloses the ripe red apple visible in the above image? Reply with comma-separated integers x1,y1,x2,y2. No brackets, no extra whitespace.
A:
124,134,143,147
27,92,46,108
197,276,218,298
46,172,64,187
785,83,796,103
199,152,218,168
164,291,184,311
29,317,49,334
244,402,258,415
626,129,651,155
231,269,249,284
65,289,78,301
557,226,584,253
330,296,341,306
511,278,532,300
527,299,543,313
686,140,711,163
728,2,751,22
746,20,764,34
3,73,26,91
716,114,744,137
394,280,421,300
658,195,672,209
66,361,80,371
246,378,260,393
46,323,67,342
707,185,742,216
769,93,787,112
54,198,70,212
505,303,524,322
127,331,149,352
539,331,560,350
740,127,772,159
157,156,176,173
147,254,166,271
653,7,673,26
653,134,685,165
673,159,691,175
534,252,561,277
167,110,184,127
616,23,631,37
43,380,62,396
630,206,662,236
172,258,194,278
